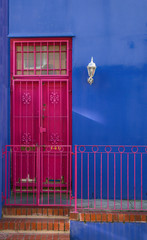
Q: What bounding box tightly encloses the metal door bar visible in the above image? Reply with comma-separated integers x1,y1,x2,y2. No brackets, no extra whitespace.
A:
3,145,72,206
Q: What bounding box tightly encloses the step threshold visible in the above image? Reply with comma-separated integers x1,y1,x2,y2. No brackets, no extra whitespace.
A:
3,215,69,219
0,230,70,234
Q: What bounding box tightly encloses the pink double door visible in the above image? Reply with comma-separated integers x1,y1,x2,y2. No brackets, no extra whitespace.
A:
12,79,71,190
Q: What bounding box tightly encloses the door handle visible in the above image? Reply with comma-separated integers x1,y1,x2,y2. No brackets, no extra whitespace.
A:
40,127,46,133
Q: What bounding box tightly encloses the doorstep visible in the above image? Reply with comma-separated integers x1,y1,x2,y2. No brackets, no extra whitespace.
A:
69,210,147,223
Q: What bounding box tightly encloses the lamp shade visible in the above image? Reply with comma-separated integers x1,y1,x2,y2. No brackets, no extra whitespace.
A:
87,57,96,85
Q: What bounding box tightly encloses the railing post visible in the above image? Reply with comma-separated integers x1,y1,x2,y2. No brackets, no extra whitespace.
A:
37,146,40,206
75,145,77,212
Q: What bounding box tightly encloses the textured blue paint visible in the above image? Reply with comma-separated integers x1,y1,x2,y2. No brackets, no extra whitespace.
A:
8,0,147,199
70,221,147,240
0,0,8,218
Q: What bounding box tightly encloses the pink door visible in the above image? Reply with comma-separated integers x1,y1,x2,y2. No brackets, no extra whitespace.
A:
12,79,71,190
11,39,72,196
12,80,40,190
41,80,70,190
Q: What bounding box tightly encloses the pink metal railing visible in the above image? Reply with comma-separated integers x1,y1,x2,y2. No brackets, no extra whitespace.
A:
74,145,147,212
3,145,72,206
3,144,147,210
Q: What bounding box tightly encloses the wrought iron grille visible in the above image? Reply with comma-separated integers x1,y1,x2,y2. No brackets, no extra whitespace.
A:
12,39,70,76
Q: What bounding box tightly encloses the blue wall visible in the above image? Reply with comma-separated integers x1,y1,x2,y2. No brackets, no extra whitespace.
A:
0,0,9,218
70,221,147,240
8,0,147,199
9,0,147,145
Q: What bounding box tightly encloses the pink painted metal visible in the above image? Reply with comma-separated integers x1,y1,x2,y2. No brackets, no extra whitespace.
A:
74,145,78,213
134,152,136,210
107,152,109,209
9,38,72,206
12,80,40,186
100,152,102,209
88,152,89,208
12,38,69,77
127,153,129,209
4,145,72,206
141,153,143,210
114,153,116,209
74,145,147,212
40,79,69,188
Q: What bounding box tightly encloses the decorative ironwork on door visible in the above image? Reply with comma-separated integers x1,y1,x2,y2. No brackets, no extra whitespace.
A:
10,38,72,205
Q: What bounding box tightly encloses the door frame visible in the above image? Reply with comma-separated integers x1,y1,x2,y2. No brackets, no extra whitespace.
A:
10,38,72,201
10,37,72,147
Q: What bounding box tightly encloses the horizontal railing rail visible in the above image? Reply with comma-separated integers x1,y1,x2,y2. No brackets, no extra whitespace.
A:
3,145,72,206
74,145,147,212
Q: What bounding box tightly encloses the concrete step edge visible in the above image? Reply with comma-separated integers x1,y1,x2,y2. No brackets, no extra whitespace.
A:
0,230,70,234
2,215,69,220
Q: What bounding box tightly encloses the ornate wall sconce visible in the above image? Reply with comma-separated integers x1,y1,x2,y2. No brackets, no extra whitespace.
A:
87,57,96,85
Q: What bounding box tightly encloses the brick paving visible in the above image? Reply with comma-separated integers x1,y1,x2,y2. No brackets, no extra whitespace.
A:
0,206,147,240
69,211,147,223
0,207,70,240
2,207,71,217
0,218,69,231
0,232,70,240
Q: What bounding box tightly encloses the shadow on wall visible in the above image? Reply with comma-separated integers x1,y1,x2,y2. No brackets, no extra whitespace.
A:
72,65,147,145
70,221,147,240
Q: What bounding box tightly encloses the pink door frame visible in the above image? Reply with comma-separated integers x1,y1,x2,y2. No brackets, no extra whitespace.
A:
10,38,72,191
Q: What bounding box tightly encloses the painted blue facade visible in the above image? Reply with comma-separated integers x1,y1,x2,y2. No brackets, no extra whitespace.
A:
9,0,147,144
70,221,147,240
0,0,9,218
0,0,147,216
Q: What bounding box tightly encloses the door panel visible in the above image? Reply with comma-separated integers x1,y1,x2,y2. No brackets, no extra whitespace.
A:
13,80,40,145
10,38,72,205
12,79,70,190
12,80,40,186
41,80,69,187
41,80,68,145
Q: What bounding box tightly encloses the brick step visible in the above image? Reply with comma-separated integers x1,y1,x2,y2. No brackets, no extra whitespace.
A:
0,231,70,240
0,217,70,231
3,215,69,219
2,207,71,217
69,211,147,223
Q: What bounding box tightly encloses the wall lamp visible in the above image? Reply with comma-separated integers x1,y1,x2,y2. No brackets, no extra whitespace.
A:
87,57,96,85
